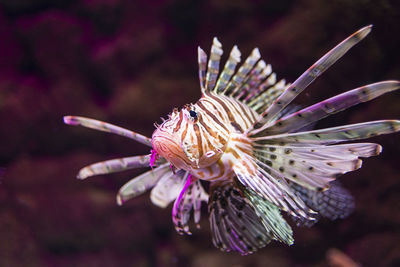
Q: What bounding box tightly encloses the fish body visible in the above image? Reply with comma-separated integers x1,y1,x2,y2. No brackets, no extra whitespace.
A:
152,92,259,182
64,26,400,255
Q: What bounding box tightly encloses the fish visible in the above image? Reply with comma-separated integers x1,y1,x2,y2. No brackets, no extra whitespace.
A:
64,25,400,255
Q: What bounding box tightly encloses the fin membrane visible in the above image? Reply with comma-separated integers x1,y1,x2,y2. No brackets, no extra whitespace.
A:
150,169,187,208
251,25,373,132
117,163,170,205
290,180,355,227
208,182,272,255
172,174,208,235
243,186,294,245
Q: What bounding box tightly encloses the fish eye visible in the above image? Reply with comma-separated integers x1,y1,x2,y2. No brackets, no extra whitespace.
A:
189,110,198,119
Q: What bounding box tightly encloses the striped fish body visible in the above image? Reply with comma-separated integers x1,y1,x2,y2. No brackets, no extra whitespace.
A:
152,92,259,182
64,26,400,255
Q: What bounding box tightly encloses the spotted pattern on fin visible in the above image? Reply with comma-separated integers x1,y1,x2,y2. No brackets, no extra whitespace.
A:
289,181,355,227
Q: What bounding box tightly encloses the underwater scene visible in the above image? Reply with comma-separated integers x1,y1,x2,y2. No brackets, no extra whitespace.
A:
0,0,399,266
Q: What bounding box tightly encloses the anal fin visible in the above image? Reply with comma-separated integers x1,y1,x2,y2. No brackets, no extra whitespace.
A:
208,182,271,255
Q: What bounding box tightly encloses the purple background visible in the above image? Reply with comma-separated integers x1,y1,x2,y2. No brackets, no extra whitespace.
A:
0,0,399,266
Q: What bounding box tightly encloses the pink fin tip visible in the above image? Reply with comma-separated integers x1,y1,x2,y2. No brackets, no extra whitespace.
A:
63,116,79,125
149,149,159,168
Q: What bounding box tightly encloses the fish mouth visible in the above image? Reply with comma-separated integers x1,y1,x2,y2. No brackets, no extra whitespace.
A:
151,133,191,170
151,126,225,170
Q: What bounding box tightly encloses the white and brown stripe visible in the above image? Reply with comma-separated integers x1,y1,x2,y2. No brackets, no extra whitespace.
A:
186,93,260,182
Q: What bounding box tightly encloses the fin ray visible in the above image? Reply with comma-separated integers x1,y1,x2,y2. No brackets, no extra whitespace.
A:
198,47,207,91
205,37,223,92
250,25,373,134
76,155,166,180
252,120,400,145
116,163,170,205
232,153,315,219
290,181,354,227
63,116,152,147
224,48,261,96
214,45,241,93
244,187,294,245
261,81,400,135
172,174,208,234
150,170,187,208
209,183,272,255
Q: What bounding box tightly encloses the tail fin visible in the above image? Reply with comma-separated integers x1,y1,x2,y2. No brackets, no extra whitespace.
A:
289,181,355,227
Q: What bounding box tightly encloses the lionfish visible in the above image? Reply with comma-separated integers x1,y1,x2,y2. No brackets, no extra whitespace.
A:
64,25,400,255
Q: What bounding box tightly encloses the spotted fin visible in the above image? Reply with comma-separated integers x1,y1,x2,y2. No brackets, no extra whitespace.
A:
236,60,270,100
214,45,241,93
251,25,373,133
205,37,223,92
257,81,400,136
208,182,272,255
247,78,288,113
225,48,261,96
232,152,316,220
198,39,285,114
252,120,400,145
254,143,381,190
290,181,355,227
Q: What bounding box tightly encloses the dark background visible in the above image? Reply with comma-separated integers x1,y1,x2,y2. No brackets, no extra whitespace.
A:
0,0,399,266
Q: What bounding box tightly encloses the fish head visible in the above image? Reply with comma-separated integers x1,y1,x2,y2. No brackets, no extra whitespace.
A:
152,104,226,170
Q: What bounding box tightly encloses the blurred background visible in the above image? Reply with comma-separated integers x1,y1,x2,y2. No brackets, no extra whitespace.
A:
0,0,399,266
